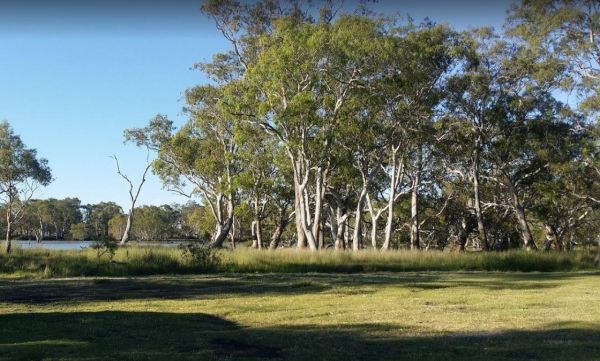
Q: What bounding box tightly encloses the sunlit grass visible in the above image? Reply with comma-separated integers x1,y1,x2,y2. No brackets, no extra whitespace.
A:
220,248,596,273
1,272,599,360
0,245,596,278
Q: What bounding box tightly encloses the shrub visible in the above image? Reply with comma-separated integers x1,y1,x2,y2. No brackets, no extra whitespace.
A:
178,243,221,271
91,238,118,262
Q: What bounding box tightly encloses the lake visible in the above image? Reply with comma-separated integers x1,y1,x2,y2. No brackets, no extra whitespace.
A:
12,240,188,251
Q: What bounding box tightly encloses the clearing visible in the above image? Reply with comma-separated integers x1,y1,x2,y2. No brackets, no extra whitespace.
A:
1,272,599,360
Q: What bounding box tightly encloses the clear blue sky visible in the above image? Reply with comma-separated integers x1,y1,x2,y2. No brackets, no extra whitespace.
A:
0,0,512,209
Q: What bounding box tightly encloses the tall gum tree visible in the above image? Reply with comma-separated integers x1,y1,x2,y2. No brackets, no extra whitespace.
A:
377,24,458,250
442,29,506,251
126,104,242,249
201,1,396,251
486,92,573,250
0,121,52,253
337,89,387,251
508,0,600,259
243,15,388,250
178,84,243,248
111,151,152,246
201,0,314,248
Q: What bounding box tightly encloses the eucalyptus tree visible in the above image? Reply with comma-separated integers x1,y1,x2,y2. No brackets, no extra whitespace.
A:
376,23,458,250
83,202,123,239
201,1,396,251
18,198,82,241
531,167,591,251
0,121,52,253
201,0,315,248
54,198,83,239
508,0,600,259
442,30,573,250
442,29,506,251
326,142,362,250
180,202,214,240
509,0,600,112
129,85,244,249
266,176,295,250
236,124,281,249
70,223,89,241
112,137,153,245
239,15,389,250
576,126,600,261
131,205,179,241
486,91,576,250
334,84,388,250
25,199,53,242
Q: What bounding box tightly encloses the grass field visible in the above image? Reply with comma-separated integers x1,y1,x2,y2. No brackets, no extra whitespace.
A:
1,272,600,360
1,247,598,278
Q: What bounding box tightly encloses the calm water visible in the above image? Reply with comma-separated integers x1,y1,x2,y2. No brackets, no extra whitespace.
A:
13,240,186,251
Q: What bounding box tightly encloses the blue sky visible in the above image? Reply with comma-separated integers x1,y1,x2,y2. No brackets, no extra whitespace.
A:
0,0,512,209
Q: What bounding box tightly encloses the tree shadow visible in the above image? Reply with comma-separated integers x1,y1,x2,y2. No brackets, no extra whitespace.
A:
0,275,329,305
0,311,598,361
0,272,596,305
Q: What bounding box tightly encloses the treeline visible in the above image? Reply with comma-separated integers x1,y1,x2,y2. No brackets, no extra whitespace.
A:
5,199,217,243
3,1,600,258
123,0,600,255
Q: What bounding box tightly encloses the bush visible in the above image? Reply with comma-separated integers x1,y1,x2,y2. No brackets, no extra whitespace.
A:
91,238,118,262
178,243,221,271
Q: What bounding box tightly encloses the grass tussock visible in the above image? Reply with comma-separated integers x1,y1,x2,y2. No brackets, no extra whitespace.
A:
0,246,596,278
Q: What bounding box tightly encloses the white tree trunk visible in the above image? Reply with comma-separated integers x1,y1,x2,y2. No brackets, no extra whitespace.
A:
119,209,134,246
383,149,404,250
5,198,13,253
472,148,489,250
409,149,422,251
335,207,348,251
383,168,396,250
312,167,324,249
294,180,306,248
298,189,318,250
5,221,11,253
209,196,234,248
410,178,420,250
352,184,368,252
508,182,536,250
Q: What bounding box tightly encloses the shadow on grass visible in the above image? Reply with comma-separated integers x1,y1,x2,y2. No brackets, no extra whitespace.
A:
0,272,596,305
0,275,329,305
0,311,599,361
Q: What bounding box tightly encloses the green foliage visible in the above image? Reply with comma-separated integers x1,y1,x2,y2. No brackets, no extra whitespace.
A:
0,121,52,188
132,205,179,241
508,0,600,113
5,1,600,259
180,202,214,240
69,223,89,241
91,238,118,262
107,214,127,241
0,121,52,251
178,243,222,271
83,202,123,240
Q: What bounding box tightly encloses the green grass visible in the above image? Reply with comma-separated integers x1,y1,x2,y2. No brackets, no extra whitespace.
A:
1,272,599,360
220,247,597,273
0,246,597,278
